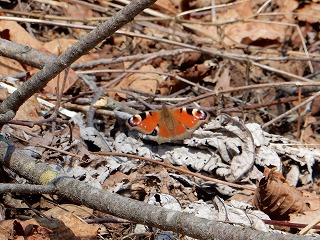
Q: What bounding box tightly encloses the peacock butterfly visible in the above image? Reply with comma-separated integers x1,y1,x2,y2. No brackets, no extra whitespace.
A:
126,105,209,144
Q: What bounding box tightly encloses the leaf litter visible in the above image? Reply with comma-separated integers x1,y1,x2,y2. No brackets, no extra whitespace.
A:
0,0,320,239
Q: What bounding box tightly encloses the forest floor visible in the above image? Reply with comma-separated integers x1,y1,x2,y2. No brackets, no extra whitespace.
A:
0,0,319,239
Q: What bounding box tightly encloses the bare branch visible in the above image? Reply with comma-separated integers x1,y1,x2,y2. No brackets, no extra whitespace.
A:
0,0,157,123
0,183,55,194
0,38,52,68
0,139,316,240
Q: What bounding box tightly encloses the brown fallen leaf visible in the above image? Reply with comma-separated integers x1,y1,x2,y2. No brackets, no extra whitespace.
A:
0,219,15,239
0,56,25,76
58,213,99,239
13,95,43,132
41,68,79,94
224,22,286,46
296,3,320,24
12,213,99,240
44,204,93,219
110,65,159,99
230,0,254,19
291,209,320,233
0,20,43,50
5,218,53,239
213,65,231,91
253,167,311,220
41,39,82,94
276,0,299,22
300,116,320,146
63,2,93,36
153,0,178,15
290,190,320,233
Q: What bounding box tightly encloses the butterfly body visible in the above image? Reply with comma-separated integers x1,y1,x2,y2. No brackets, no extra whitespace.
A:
126,105,209,144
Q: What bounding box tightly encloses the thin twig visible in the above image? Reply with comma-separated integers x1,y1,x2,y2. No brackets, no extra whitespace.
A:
171,82,320,108
262,91,320,129
36,143,82,159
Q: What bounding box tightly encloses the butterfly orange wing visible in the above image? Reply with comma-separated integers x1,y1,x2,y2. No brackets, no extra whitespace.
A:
126,111,160,134
157,111,186,138
127,106,209,144
172,108,209,130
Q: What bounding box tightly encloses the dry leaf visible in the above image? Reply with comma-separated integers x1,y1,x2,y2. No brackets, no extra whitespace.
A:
274,0,299,22
15,213,99,240
253,167,311,220
223,22,286,46
42,69,79,94
111,65,159,99
58,213,99,239
0,220,15,239
153,0,178,14
44,39,78,56
300,116,320,145
41,39,81,94
44,204,93,219
275,0,299,13
13,95,43,132
64,2,93,19
13,218,53,239
296,3,320,24
290,209,320,233
290,190,320,232
63,2,93,36
0,88,9,102
232,0,254,18
0,56,25,76
214,66,231,91
217,1,253,22
0,20,43,50
44,38,92,63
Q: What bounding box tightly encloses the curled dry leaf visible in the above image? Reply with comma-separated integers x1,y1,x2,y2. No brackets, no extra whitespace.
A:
253,167,311,220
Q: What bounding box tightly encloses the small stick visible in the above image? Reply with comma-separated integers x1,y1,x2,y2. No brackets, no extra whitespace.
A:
262,91,320,129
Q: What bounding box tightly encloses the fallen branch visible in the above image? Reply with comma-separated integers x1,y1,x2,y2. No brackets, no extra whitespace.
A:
0,139,316,240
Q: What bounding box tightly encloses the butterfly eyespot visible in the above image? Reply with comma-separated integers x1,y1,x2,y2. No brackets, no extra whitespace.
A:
128,115,142,127
189,109,207,120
